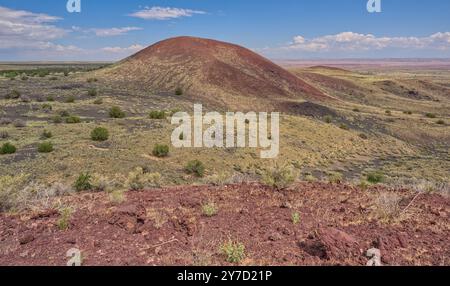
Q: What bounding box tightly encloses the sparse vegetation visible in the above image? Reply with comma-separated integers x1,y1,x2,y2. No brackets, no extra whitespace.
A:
38,142,54,153
367,171,384,184
202,202,218,217
13,120,26,128
109,106,126,118
185,160,206,177
175,87,183,96
65,116,81,124
93,98,103,105
149,110,167,119
328,172,343,184
91,127,109,141
292,212,300,225
41,130,53,139
65,95,76,103
425,113,436,118
57,207,73,231
0,131,9,139
220,240,245,264
375,193,402,222
0,142,17,155
88,88,97,97
324,115,333,123
74,173,92,192
262,165,296,189
52,115,63,124
109,190,125,204
126,167,161,191
152,144,169,158
436,120,445,125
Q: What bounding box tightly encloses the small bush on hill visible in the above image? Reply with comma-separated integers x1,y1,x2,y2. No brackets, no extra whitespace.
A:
262,165,296,189
109,106,126,118
220,240,245,264
65,116,81,124
91,127,109,141
74,173,92,192
0,142,16,155
149,110,167,119
185,160,206,177
152,144,169,158
38,142,54,153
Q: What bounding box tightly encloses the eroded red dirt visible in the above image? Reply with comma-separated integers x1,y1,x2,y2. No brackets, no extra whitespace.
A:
0,182,448,266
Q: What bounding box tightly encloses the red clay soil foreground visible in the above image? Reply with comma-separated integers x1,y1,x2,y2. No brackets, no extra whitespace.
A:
0,182,448,266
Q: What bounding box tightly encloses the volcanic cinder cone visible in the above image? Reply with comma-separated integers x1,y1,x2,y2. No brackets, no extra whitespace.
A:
96,36,329,109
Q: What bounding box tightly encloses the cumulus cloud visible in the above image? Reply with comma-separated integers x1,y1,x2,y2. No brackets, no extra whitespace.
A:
101,44,144,53
0,5,82,55
129,6,205,20
282,32,450,52
90,27,142,37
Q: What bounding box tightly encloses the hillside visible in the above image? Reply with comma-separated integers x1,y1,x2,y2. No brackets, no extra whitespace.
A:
95,37,328,109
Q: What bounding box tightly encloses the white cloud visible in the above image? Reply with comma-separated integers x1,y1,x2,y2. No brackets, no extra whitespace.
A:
101,44,144,53
282,32,450,52
129,6,205,20
90,27,142,37
0,6,72,52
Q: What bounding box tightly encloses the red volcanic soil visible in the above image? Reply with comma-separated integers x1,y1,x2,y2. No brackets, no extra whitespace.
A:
96,37,328,109
1,182,448,266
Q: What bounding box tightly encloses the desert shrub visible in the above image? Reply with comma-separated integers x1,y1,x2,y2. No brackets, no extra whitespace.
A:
109,190,125,204
358,133,368,140
375,193,401,222
436,120,445,125
0,118,12,125
126,167,161,191
52,115,62,124
0,142,16,155
292,212,300,225
38,142,54,153
87,78,98,83
204,172,229,186
64,71,69,77
328,172,343,184
46,95,55,102
324,115,333,123
403,111,413,115
88,88,97,97
152,144,169,158
9,90,21,99
353,108,361,112
262,165,296,189
49,76,58,81
149,110,167,119
59,110,70,117
93,98,103,105
185,160,206,177
202,202,218,217
65,95,75,103
367,171,384,184
220,240,245,264
0,131,9,139
175,87,183,96
91,174,115,193
385,110,392,116
13,120,26,128
41,103,52,111
65,116,81,124
74,173,92,192
57,207,73,231
109,106,125,118
90,127,109,141
425,113,436,118
339,124,349,130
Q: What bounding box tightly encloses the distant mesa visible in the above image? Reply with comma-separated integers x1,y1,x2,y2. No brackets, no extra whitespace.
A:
95,36,330,109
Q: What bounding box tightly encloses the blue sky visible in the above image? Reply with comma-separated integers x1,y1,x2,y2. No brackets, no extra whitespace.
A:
0,0,449,61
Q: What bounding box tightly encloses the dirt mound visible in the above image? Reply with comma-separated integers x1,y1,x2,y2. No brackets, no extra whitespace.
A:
95,36,328,109
1,183,448,266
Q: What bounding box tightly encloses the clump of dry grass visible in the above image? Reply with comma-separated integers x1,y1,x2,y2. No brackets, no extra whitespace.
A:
262,165,297,189
375,192,402,222
126,167,161,191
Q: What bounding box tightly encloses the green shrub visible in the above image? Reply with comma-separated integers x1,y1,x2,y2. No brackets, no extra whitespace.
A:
292,212,300,225
41,104,52,111
109,106,125,118
65,96,75,103
0,142,16,155
38,142,54,153
9,90,21,99
367,171,384,184
59,110,70,117
66,116,81,124
74,173,92,192
88,88,97,97
52,115,62,124
324,115,333,124
202,202,218,217
91,127,109,141
425,113,436,118
339,124,349,130
93,98,103,105
46,95,55,102
149,110,167,119
41,130,53,139
185,160,206,177
220,240,245,264
152,144,169,158
175,87,183,96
